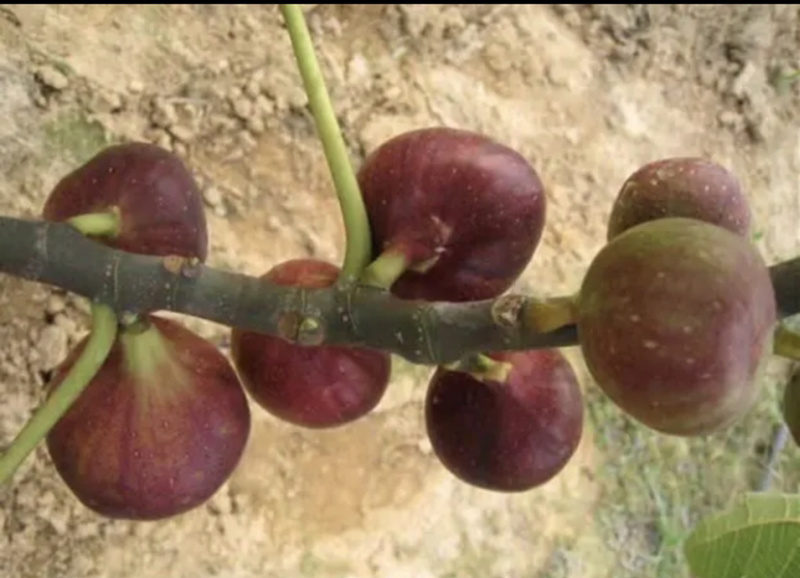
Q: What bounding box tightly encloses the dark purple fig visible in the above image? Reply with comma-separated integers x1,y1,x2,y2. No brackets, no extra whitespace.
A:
578,217,776,436
607,157,751,241
42,142,208,261
230,258,391,429
45,315,251,520
425,349,584,492
357,127,547,302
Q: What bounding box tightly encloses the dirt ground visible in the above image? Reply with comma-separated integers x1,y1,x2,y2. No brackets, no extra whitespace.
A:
0,4,799,578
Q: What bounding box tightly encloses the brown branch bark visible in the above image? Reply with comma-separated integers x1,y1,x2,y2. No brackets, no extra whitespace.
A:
0,216,580,365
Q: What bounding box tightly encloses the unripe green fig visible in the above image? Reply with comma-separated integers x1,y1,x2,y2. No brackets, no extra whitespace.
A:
577,218,776,436
607,157,751,241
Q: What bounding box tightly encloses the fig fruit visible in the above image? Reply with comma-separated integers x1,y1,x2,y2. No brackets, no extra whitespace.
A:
607,157,751,241
42,141,208,261
45,315,251,520
357,127,546,302
425,349,584,492
230,259,391,428
577,217,776,436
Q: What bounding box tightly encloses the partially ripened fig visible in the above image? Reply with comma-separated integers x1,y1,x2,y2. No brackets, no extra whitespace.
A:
357,127,547,302
46,315,251,520
425,349,584,492
577,217,776,436
607,157,751,241
230,259,391,428
42,142,208,261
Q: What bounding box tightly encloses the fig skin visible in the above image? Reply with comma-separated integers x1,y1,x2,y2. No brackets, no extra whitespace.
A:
578,218,776,436
425,349,584,492
230,259,392,429
45,315,251,521
607,157,751,241
357,127,547,302
42,141,208,261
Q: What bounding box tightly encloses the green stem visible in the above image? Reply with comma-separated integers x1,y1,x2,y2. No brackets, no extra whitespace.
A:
442,352,513,384
361,249,410,290
67,208,122,237
0,303,118,484
522,294,580,333
280,4,372,283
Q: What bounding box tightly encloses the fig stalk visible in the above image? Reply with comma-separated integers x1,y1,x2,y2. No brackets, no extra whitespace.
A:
361,250,410,290
280,4,372,283
522,295,579,333
0,303,118,484
442,352,514,383
67,208,122,238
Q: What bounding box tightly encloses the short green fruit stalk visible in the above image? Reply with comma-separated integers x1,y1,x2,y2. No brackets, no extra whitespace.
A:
66,207,122,238
442,353,514,384
361,249,410,290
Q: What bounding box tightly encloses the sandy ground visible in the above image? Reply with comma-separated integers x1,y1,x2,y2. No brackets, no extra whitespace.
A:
0,5,799,578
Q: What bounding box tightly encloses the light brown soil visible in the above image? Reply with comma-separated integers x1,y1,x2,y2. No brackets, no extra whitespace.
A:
1,5,798,578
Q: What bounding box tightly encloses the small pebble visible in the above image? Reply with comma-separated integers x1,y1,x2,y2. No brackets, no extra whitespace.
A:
35,65,69,91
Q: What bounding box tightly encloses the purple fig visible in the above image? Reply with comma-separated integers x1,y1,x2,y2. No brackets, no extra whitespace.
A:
45,315,251,520
607,157,751,241
357,127,547,302
230,258,391,428
578,217,776,436
425,349,584,492
42,142,208,261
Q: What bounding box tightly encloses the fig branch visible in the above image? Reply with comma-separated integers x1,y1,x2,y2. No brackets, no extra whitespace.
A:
3,214,800,365
0,215,581,365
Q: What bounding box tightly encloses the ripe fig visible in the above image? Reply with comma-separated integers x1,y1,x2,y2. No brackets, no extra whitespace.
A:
357,127,546,302
42,142,208,261
45,315,251,521
425,349,584,492
230,259,391,428
607,157,751,241
577,218,776,436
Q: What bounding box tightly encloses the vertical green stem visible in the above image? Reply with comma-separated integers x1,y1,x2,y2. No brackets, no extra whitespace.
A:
280,4,373,283
0,303,118,484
